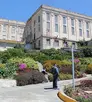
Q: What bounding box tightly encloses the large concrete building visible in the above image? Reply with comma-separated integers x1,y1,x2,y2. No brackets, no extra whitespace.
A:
23,5,92,50
0,18,25,51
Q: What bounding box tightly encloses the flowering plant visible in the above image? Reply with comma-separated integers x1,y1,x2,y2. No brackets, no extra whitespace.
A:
19,63,27,70
74,59,80,64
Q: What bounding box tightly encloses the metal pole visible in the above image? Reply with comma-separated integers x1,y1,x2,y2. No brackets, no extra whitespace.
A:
72,45,75,90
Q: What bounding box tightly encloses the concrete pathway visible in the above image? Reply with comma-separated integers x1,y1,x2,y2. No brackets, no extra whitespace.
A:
0,75,91,102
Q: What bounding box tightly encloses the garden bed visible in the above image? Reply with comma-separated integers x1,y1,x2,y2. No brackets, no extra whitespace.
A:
64,80,92,102
71,86,92,100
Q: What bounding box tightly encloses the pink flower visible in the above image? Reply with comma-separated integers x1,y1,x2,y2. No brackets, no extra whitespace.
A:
84,95,89,99
19,63,27,70
74,59,80,63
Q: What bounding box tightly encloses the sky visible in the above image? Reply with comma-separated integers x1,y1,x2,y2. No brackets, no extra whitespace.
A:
0,0,92,22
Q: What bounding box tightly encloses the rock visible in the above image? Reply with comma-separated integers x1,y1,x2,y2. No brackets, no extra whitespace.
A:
0,79,16,87
36,61,43,72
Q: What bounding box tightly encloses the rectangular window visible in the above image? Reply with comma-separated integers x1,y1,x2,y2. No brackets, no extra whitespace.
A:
54,40,59,46
38,40,40,46
34,20,36,26
3,24,7,32
55,15,58,23
19,27,23,34
47,13,50,21
3,35,6,37
79,29,82,36
63,16,67,25
79,20,82,28
34,28,35,33
87,30,89,38
86,22,89,29
46,39,50,45
47,22,50,30
11,26,16,34
11,36,15,40
63,25,67,33
72,27,74,35
34,33,35,40
0,25,1,32
55,24,58,32
72,43,75,49
71,19,74,26
38,24,40,32
38,16,40,22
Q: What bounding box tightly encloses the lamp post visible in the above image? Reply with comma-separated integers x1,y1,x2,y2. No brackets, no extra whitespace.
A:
71,45,75,90
62,45,79,90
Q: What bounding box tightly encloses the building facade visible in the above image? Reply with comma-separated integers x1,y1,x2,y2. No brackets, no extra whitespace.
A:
0,18,25,51
23,5,92,50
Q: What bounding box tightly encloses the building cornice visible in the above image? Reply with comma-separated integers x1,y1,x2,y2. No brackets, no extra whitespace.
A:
42,5,92,21
0,39,24,44
0,19,25,25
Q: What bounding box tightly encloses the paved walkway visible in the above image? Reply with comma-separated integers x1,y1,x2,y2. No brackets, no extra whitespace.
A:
0,75,91,102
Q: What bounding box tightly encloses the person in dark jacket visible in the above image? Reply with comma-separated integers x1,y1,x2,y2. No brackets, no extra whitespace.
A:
51,64,59,89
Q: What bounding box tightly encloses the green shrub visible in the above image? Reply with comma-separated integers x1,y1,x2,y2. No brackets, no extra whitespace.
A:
59,73,72,80
8,57,38,69
41,48,71,60
26,52,49,63
43,60,72,74
86,64,92,74
43,60,62,71
82,48,92,57
48,73,53,82
76,97,92,102
0,48,25,63
64,86,73,97
0,63,17,79
79,58,92,73
79,58,92,65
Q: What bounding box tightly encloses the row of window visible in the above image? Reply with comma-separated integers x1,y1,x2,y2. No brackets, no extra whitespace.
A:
46,13,90,38
46,39,76,48
0,25,24,34
1,35,22,41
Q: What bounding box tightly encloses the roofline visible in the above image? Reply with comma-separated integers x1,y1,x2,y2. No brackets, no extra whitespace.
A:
27,5,43,23
42,5,92,20
27,4,92,24
0,18,25,24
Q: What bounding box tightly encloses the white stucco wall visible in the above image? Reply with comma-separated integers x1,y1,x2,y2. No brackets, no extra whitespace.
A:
24,5,92,50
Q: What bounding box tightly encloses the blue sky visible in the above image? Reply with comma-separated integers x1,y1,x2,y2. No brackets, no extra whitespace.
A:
0,0,92,22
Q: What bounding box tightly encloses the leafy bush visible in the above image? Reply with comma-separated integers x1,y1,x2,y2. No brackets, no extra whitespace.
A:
75,70,83,78
76,96,92,102
82,48,92,57
25,52,49,63
59,73,72,80
48,73,53,82
41,48,71,60
0,48,25,63
86,64,92,74
79,58,92,65
43,60,71,72
43,60,62,72
16,70,47,86
0,63,17,79
79,58,92,73
64,86,73,97
8,57,38,69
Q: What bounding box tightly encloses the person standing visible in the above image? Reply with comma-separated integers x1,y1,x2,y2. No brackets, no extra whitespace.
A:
42,67,49,82
51,64,59,89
